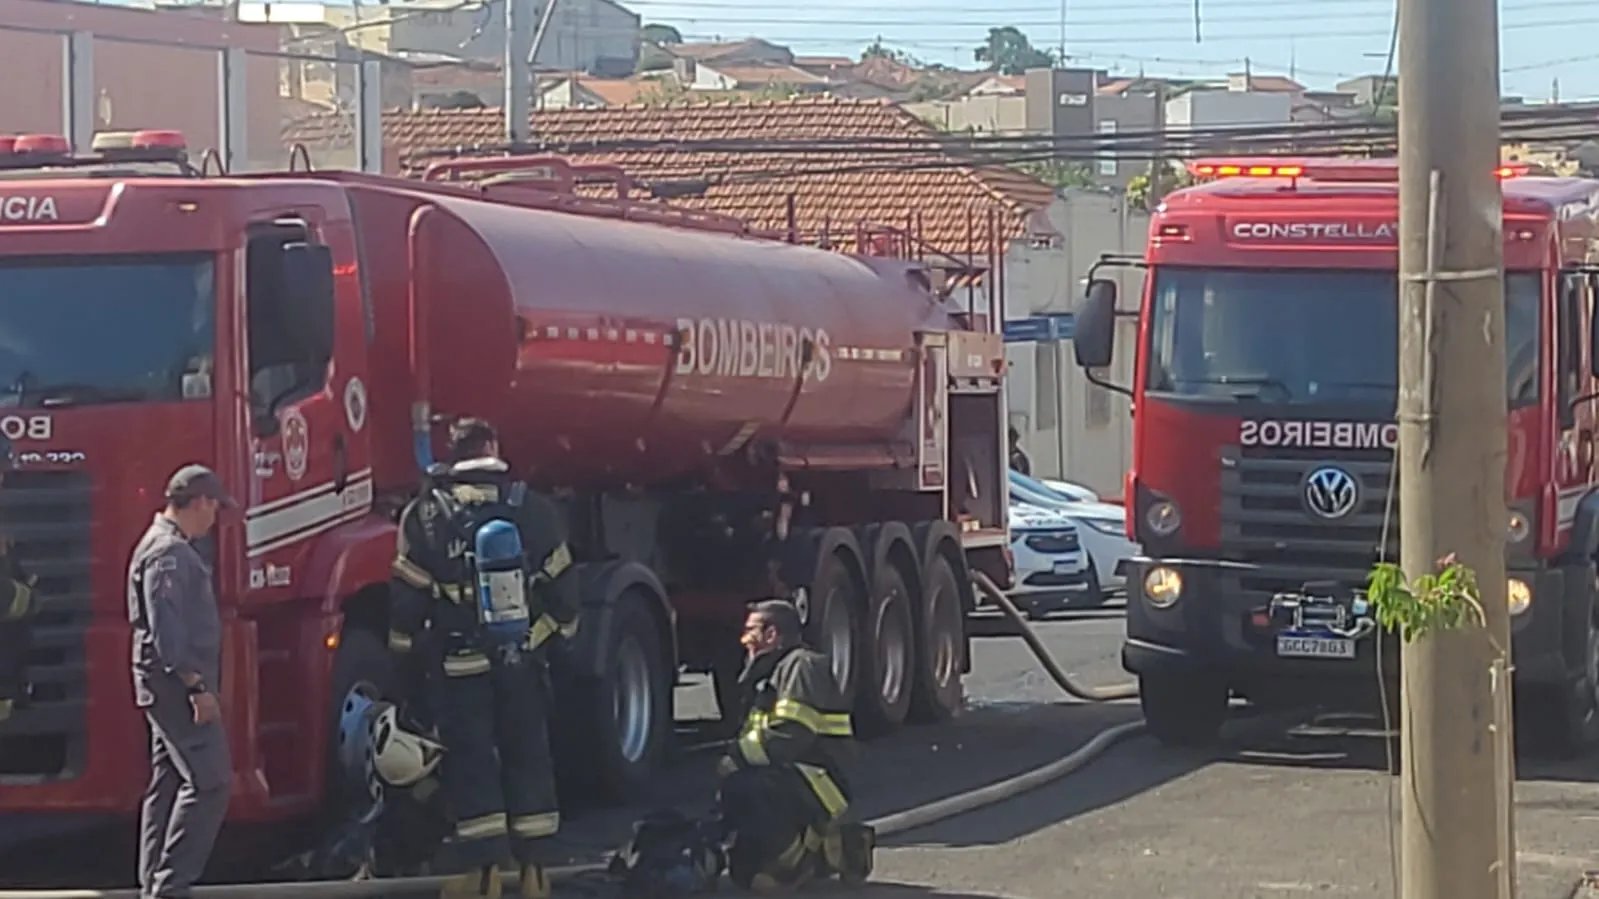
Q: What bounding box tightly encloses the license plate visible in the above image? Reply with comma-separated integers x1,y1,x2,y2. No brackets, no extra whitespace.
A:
1276,634,1355,659
1052,559,1076,575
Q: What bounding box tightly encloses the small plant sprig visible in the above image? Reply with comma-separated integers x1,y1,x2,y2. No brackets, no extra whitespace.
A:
1365,553,1486,642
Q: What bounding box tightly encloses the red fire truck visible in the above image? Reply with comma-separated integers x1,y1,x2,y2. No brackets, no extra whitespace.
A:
1073,156,1599,752
0,130,1011,849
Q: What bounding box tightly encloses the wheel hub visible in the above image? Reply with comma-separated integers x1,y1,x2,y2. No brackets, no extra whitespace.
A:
878,588,909,706
612,636,655,764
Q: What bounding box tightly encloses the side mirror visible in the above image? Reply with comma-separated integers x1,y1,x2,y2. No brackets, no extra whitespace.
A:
281,243,336,363
1073,278,1118,369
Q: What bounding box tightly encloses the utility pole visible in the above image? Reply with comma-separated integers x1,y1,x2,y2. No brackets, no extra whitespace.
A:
1146,80,1169,209
1395,0,1514,894
504,0,532,146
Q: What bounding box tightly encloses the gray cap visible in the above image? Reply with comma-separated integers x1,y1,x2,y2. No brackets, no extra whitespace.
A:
165,464,237,509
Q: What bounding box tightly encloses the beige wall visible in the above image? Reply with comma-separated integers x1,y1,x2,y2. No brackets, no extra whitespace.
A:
1000,190,1148,498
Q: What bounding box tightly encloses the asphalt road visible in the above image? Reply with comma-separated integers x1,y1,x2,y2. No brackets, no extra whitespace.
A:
569,601,1599,899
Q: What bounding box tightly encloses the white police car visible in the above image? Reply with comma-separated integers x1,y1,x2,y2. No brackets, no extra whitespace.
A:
1008,501,1091,620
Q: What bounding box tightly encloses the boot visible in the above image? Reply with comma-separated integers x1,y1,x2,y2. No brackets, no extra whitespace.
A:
517,863,550,899
822,823,875,885
440,866,501,899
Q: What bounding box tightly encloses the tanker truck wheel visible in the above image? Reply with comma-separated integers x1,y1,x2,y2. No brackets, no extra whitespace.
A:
805,544,868,714
908,550,966,724
853,547,916,738
570,589,673,804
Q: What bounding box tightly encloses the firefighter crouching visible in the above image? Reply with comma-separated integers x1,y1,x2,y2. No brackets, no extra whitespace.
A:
0,435,33,725
387,417,580,899
718,599,875,892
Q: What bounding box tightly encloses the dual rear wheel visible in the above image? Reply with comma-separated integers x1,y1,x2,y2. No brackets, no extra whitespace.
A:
762,524,967,740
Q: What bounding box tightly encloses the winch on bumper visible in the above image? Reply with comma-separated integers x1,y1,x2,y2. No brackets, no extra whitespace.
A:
1120,556,1586,748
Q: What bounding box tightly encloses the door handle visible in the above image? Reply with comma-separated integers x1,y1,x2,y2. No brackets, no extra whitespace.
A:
333,433,349,494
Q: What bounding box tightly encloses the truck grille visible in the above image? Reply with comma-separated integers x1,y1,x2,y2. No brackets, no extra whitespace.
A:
1023,531,1079,554
0,471,93,780
1219,446,1398,606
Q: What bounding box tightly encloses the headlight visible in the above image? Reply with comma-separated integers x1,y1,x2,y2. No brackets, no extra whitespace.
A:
1145,499,1181,537
1506,509,1530,544
1507,578,1531,616
1143,566,1183,608
1080,517,1126,536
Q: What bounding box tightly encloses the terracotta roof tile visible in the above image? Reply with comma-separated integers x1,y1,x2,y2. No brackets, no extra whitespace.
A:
701,64,829,87
281,97,1057,257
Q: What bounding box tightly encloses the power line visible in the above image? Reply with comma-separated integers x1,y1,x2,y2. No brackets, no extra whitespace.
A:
625,0,1452,12
643,0,1565,29
674,17,1599,46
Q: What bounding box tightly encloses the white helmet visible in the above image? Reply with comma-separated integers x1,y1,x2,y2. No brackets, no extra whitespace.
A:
370,704,445,787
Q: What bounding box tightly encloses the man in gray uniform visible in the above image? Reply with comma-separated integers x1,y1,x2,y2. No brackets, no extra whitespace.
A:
128,464,236,899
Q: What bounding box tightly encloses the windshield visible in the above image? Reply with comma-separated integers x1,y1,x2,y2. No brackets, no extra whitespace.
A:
1010,470,1071,506
1145,267,1540,406
0,254,215,408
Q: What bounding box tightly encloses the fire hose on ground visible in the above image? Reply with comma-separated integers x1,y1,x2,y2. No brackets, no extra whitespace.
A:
0,572,1142,899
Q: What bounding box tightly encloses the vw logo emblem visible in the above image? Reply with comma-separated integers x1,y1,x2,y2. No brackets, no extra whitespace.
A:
1303,466,1361,520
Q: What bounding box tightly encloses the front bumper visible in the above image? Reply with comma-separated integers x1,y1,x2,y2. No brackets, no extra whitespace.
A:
1120,556,1577,703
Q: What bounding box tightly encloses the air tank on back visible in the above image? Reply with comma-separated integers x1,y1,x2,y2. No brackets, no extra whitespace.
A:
406,186,961,489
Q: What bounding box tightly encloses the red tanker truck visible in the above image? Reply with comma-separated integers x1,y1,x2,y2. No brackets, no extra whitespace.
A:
0,131,1011,851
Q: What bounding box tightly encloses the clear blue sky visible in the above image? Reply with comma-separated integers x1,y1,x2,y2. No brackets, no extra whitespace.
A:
623,0,1596,100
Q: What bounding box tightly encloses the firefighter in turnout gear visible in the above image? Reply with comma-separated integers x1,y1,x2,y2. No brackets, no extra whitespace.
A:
387,418,579,899
717,600,875,892
0,435,36,725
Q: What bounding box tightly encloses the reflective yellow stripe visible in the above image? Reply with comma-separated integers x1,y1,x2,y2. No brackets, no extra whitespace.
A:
443,652,491,677
737,725,771,766
387,630,413,653
527,614,557,650
5,582,31,620
439,583,469,604
772,698,853,737
536,544,572,582
0,698,11,722
559,616,580,638
796,763,849,819
456,812,508,840
511,812,560,837
391,557,434,590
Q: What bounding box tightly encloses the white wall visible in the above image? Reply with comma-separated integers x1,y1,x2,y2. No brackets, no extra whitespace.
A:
1001,190,1147,498
1165,89,1293,129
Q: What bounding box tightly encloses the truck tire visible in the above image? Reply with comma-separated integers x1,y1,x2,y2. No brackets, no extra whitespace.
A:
1077,560,1106,609
854,555,916,737
327,628,393,780
806,544,867,711
908,550,965,724
1522,612,1599,758
570,590,674,803
1140,672,1227,748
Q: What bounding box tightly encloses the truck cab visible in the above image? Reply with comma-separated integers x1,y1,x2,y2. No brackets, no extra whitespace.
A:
1073,157,1599,753
0,130,375,830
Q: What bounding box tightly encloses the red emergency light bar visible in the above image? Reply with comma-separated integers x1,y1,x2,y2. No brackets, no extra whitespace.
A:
1187,158,1529,182
10,134,72,156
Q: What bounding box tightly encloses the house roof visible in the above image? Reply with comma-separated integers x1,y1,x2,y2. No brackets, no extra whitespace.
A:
700,63,829,87
667,38,786,62
1227,73,1305,93
569,75,661,106
793,55,854,68
280,97,1057,256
